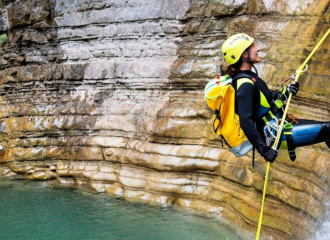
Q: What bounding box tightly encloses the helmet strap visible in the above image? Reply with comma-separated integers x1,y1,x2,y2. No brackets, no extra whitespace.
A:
252,64,259,76
242,48,259,76
242,48,253,64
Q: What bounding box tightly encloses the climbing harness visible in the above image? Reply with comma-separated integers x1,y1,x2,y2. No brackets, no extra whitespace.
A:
262,109,297,161
255,27,330,240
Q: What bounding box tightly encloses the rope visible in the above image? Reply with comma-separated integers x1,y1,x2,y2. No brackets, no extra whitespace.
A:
255,161,270,240
255,27,330,240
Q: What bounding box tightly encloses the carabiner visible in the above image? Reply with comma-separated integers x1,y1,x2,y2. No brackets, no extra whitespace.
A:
300,64,308,73
290,64,308,81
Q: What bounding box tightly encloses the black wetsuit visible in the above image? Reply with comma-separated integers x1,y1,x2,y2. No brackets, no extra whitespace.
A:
233,70,278,158
233,70,330,160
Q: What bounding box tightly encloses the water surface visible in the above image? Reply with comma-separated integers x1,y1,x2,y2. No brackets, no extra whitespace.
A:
0,179,247,240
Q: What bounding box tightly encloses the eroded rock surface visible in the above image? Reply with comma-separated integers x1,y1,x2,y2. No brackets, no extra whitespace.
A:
0,0,330,239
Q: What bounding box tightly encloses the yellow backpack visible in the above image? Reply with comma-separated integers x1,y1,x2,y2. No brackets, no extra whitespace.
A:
204,75,253,157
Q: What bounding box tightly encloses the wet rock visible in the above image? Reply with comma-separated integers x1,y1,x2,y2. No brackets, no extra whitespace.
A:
7,2,31,28
0,0,330,239
7,0,51,28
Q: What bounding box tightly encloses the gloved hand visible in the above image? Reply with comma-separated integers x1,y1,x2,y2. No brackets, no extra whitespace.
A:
263,147,278,163
287,82,299,96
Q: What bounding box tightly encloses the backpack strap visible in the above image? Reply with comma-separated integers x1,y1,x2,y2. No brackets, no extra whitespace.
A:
232,73,260,117
236,78,254,89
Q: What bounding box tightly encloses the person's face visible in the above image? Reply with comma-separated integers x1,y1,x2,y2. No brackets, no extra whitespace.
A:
244,42,260,63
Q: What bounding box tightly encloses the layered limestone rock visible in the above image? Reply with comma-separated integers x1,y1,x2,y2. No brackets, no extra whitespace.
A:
0,0,330,239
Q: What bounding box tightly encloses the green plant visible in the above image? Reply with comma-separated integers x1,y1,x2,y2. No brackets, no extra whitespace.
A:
110,61,118,74
0,34,7,44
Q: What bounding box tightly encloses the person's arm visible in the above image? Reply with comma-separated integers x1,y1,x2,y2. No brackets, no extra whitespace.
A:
273,82,300,101
237,81,278,162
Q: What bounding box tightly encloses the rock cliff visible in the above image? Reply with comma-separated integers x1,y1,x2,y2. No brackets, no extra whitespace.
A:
0,0,330,239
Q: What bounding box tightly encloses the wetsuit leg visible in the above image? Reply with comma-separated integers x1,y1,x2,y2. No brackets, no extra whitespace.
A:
275,121,330,161
262,119,330,149
290,122,330,148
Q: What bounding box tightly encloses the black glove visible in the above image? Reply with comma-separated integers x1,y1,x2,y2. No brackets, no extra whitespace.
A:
263,147,278,163
287,82,299,96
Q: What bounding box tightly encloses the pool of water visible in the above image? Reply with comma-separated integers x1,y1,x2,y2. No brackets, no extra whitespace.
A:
0,179,247,240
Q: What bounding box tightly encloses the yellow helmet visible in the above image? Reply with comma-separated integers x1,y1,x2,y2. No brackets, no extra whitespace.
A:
221,33,254,65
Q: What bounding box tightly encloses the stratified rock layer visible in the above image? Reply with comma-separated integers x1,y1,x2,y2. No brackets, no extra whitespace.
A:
0,0,330,239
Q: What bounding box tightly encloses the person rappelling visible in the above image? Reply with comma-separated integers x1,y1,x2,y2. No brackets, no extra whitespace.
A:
205,33,330,164
205,31,330,240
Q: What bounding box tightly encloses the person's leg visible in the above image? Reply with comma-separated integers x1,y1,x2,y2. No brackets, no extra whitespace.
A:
291,121,330,148
314,123,330,148
260,118,330,161
276,120,330,161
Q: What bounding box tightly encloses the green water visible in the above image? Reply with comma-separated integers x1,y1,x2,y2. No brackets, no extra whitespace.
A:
0,179,247,240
